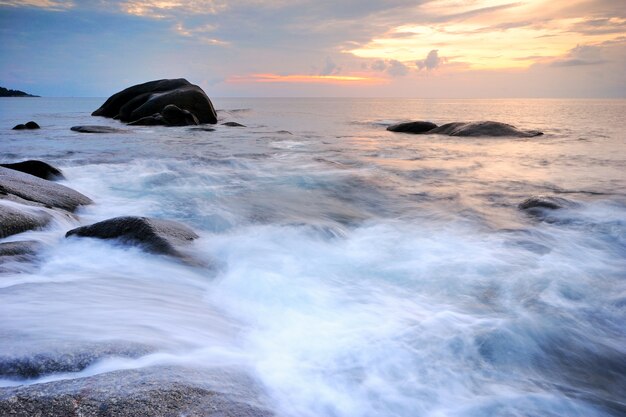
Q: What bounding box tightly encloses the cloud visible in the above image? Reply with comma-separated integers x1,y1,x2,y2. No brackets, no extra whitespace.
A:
0,0,73,10
319,57,340,76
550,44,606,67
370,60,387,71
386,59,408,76
416,50,443,70
120,0,226,18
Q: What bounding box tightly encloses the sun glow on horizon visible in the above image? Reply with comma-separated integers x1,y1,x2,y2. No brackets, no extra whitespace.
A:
226,73,386,85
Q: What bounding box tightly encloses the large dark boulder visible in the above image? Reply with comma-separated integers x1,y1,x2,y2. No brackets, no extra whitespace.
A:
0,204,51,238
65,216,198,258
0,365,274,417
93,79,217,125
0,167,92,212
386,121,437,133
429,121,543,137
0,160,64,180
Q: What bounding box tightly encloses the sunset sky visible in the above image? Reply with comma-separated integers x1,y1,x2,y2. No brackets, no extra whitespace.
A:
0,0,624,97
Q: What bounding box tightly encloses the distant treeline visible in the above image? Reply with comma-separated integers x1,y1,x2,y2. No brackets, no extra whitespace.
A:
0,86,39,97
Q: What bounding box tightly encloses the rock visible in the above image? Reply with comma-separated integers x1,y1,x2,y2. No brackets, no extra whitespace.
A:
519,196,574,211
0,160,64,181
12,121,39,130
222,122,246,127
386,121,437,133
65,216,198,258
429,121,543,137
127,114,167,126
0,167,92,212
93,78,217,125
0,204,52,238
0,240,43,273
70,125,127,133
0,365,274,417
188,127,216,132
0,340,154,379
162,104,199,126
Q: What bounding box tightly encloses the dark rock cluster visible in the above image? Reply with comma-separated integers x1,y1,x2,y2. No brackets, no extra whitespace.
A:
387,120,543,137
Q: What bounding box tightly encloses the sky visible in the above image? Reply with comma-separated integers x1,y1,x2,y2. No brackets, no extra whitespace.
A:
0,0,625,97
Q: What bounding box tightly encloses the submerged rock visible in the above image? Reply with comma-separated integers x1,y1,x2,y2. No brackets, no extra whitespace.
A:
93,78,217,125
429,121,543,137
70,125,127,133
12,121,40,130
518,195,574,211
0,340,154,379
222,121,246,127
0,204,51,238
0,167,92,212
0,240,43,273
386,121,437,133
65,216,198,258
0,160,64,181
0,365,274,417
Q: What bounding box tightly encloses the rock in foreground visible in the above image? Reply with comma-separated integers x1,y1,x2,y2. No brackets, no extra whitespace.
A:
0,160,64,180
429,121,543,137
92,79,217,125
386,121,437,133
0,167,92,212
519,195,574,211
65,216,198,258
0,365,274,417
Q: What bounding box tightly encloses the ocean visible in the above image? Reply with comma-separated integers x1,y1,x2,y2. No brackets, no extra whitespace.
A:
1,97,625,416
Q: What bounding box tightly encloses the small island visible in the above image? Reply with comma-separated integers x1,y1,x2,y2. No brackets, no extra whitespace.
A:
0,86,39,97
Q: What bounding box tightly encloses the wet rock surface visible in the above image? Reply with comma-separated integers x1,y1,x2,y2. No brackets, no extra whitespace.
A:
0,365,274,417
519,195,575,211
0,240,43,273
222,122,246,127
0,167,92,212
65,216,198,258
93,78,217,125
0,340,154,379
0,204,51,238
71,125,128,134
0,160,64,181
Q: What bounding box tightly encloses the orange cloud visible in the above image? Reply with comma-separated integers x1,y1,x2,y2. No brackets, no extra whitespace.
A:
227,73,386,84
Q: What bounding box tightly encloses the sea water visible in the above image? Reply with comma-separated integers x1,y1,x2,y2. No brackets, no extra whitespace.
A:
0,97,625,416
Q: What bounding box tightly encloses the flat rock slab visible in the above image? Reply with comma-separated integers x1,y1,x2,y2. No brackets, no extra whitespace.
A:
0,204,52,238
0,365,274,417
429,121,543,137
0,340,154,379
71,125,128,134
222,122,246,127
0,167,92,212
386,121,437,133
0,160,64,181
65,216,198,258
